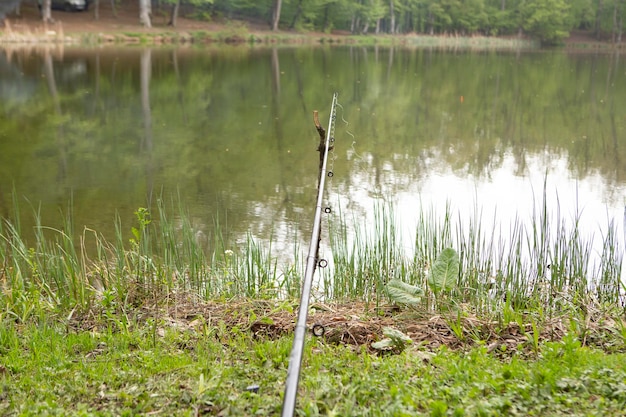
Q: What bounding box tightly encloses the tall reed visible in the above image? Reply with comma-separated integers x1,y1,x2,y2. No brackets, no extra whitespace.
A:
328,203,409,307
0,189,623,319
0,196,295,317
327,191,624,317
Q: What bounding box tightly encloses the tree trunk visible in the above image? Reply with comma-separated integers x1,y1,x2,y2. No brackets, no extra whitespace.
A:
110,0,117,18
613,0,618,42
428,11,434,34
93,0,99,20
595,0,604,39
322,5,330,32
271,0,282,31
42,0,52,23
289,0,303,29
139,0,152,28
611,0,624,43
168,0,180,26
389,0,395,34
351,14,360,34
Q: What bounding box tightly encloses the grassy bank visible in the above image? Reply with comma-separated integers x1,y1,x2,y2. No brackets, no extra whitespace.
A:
2,312,626,416
0,29,539,48
1,194,625,415
0,16,538,48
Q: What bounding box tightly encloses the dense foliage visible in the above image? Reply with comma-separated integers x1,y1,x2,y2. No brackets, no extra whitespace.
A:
200,0,624,45
5,0,624,44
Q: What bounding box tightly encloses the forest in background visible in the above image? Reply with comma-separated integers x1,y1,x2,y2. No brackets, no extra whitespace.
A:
2,0,625,46
211,0,624,45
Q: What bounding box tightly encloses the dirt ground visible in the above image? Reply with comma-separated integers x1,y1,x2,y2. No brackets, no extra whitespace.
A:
4,1,266,38
67,294,625,357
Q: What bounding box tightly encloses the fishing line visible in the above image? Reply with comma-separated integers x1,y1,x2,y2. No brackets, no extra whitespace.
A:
335,102,354,140
335,101,369,177
334,101,366,172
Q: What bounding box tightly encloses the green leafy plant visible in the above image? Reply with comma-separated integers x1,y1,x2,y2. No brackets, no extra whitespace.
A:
130,207,151,249
385,279,423,306
385,248,459,310
427,247,459,296
372,327,412,352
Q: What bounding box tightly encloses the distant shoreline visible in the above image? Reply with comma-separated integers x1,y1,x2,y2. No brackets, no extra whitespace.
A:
1,4,623,49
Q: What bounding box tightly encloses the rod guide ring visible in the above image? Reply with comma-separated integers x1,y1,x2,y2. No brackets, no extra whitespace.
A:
312,324,325,337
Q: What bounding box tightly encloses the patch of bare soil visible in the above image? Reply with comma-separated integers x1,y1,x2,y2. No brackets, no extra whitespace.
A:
4,2,269,41
563,30,626,50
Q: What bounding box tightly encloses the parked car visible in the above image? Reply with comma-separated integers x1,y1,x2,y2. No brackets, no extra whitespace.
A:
38,0,89,12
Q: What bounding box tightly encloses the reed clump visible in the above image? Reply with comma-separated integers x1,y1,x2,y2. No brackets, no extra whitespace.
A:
0,196,301,322
0,191,623,326
327,195,624,322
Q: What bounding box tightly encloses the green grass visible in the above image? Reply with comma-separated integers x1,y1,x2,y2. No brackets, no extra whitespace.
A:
1,316,625,416
1,192,625,415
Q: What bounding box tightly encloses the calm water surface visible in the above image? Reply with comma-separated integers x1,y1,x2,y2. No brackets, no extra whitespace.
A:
1,45,625,273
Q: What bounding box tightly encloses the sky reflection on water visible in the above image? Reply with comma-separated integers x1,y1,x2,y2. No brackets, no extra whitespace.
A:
0,45,625,285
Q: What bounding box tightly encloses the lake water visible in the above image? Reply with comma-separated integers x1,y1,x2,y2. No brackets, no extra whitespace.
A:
1,44,625,278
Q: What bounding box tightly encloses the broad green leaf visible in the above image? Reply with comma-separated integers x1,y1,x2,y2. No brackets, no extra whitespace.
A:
386,279,423,305
428,248,460,294
382,327,412,345
371,338,395,350
371,327,412,351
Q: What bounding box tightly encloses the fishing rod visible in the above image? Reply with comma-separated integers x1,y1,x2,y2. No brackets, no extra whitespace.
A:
281,92,338,417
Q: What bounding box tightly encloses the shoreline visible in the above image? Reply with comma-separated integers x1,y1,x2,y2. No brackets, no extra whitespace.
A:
0,6,622,49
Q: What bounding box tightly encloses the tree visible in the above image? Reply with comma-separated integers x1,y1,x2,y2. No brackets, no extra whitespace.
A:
521,0,571,44
457,0,488,34
41,0,52,23
139,0,151,27
272,0,282,30
610,0,625,42
168,0,180,26
593,0,626,41
92,0,119,20
428,1,454,33
389,0,395,33
0,0,20,25
567,0,594,29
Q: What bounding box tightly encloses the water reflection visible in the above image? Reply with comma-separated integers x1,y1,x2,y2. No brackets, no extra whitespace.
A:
0,45,624,277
